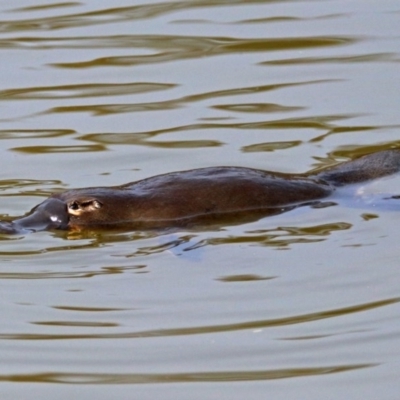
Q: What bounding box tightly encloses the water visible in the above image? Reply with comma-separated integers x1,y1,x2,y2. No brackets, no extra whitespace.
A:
0,0,400,398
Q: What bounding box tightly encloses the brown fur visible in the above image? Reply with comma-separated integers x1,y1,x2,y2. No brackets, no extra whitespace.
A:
50,149,400,230
2,149,400,233
53,167,333,229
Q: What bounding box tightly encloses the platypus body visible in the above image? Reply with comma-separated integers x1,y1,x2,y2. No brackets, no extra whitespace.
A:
1,149,400,234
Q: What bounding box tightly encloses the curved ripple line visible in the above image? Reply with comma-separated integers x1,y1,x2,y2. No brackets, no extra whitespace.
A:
0,82,176,100
11,144,106,154
2,297,398,340
0,265,145,279
49,36,357,68
0,364,375,384
80,113,357,147
39,79,335,117
8,1,287,32
262,52,399,65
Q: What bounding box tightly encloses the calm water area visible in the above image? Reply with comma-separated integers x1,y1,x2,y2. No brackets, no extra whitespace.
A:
0,0,400,398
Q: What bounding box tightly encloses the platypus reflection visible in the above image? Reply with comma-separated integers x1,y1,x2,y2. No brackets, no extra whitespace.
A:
1,149,400,234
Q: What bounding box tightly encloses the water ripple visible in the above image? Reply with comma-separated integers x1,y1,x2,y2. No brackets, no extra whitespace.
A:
1,297,397,340
0,364,375,384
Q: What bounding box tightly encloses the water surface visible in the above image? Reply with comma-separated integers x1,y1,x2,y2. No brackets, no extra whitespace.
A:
0,1,400,399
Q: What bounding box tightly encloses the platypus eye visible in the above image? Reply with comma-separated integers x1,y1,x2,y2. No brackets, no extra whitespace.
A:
69,201,79,211
68,199,102,215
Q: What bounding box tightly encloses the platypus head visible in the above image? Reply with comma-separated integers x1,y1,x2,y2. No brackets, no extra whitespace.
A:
0,198,70,234
34,198,69,228
52,188,134,227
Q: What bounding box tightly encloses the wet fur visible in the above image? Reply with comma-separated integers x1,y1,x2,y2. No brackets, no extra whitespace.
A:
2,149,400,233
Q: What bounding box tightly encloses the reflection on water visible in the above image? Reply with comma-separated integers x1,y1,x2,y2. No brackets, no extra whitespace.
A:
2,296,397,340
0,0,400,399
47,35,357,69
0,82,176,100
0,218,353,254
0,363,375,384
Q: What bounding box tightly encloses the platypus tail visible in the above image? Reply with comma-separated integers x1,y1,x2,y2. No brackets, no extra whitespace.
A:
314,149,400,187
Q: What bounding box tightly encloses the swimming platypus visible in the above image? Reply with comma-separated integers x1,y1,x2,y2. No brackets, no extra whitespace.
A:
1,149,400,234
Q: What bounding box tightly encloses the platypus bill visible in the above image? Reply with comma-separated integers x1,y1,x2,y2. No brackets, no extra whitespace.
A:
1,149,400,234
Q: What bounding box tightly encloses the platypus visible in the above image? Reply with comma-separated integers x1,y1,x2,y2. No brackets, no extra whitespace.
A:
1,149,400,234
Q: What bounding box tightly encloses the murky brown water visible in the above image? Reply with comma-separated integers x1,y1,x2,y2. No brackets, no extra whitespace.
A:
0,0,400,398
